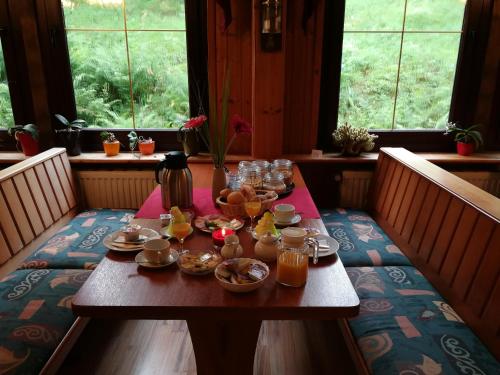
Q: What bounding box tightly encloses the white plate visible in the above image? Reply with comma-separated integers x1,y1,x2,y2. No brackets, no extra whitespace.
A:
135,249,179,269
104,228,160,252
159,225,194,241
274,214,302,227
194,214,244,233
308,234,339,258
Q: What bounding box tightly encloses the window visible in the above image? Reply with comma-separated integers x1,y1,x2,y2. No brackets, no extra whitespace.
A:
339,0,465,130
63,0,189,129
0,43,14,128
318,0,493,151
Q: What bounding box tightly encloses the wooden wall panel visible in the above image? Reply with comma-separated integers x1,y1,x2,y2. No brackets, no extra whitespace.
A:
452,216,496,300
207,1,325,157
370,148,500,358
0,231,10,265
24,168,53,228
35,164,62,220
1,179,34,245
12,174,44,236
393,172,419,234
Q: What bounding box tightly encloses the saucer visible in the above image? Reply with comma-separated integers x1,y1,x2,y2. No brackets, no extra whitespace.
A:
274,214,302,227
104,228,160,252
135,249,179,269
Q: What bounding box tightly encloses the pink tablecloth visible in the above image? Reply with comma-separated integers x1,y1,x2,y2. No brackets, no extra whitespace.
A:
135,186,320,219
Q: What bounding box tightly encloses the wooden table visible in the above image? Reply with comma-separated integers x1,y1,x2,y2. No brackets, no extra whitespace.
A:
72,166,359,375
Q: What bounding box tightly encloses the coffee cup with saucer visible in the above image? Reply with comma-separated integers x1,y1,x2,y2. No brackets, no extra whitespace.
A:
141,238,171,265
274,204,300,226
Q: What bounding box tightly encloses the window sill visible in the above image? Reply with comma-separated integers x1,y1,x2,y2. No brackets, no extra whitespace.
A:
0,151,499,166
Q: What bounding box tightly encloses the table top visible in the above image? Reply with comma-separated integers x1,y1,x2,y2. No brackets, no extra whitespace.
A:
72,217,359,320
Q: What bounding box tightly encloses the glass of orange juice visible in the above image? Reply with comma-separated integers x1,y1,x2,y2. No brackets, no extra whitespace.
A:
171,212,192,252
276,239,319,287
244,198,262,232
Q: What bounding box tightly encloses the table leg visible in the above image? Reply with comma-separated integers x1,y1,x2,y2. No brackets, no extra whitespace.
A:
187,319,262,375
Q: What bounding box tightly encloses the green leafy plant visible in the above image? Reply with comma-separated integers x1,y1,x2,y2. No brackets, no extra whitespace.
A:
7,124,39,140
54,113,87,132
100,131,118,143
444,123,483,148
332,122,378,156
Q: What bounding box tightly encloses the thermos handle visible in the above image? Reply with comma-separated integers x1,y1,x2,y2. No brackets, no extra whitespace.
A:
155,160,166,184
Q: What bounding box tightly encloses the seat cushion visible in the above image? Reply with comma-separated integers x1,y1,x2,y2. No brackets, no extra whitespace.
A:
0,269,91,374
346,266,499,374
18,209,135,270
321,209,412,267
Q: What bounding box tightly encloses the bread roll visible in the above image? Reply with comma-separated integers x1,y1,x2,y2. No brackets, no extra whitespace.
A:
240,185,257,201
227,191,246,205
220,188,232,199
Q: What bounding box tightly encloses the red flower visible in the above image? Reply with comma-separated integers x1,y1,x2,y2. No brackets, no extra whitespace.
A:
230,115,252,134
184,115,207,129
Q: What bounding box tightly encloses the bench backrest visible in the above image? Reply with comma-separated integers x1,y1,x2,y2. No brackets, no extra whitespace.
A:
369,147,500,359
0,148,78,265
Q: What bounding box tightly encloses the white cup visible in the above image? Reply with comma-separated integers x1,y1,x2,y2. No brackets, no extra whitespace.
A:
274,204,296,223
143,238,171,264
281,227,308,247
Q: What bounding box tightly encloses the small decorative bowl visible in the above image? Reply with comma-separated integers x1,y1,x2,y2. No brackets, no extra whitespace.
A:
215,258,270,293
120,224,142,242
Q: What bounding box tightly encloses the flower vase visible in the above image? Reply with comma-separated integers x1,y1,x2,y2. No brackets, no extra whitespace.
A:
177,128,200,156
212,167,226,203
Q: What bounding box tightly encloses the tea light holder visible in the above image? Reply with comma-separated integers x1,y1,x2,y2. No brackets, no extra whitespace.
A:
212,228,235,248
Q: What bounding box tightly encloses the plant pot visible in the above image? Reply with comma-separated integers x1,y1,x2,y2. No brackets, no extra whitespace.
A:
103,141,120,156
57,131,81,156
457,142,474,156
16,132,39,156
212,167,227,203
138,141,155,155
177,128,200,156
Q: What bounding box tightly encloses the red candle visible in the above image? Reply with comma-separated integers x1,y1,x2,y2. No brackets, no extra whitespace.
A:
212,228,235,247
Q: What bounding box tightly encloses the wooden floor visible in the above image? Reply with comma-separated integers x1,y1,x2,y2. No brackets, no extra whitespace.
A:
58,319,356,375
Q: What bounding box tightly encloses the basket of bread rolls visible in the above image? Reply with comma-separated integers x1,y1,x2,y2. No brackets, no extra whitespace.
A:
216,185,278,218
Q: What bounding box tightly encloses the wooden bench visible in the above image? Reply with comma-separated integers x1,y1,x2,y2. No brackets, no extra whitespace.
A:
0,148,139,374
340,147,499,373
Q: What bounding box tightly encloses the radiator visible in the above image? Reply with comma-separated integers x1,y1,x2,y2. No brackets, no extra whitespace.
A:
76,170,157,209
338,170,500,210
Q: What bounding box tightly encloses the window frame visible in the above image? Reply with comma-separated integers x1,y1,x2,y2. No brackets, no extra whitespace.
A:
0,0,208,152
317,0,494,152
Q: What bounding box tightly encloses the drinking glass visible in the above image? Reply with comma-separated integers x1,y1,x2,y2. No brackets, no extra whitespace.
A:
244,198,262,232
171,212,192,252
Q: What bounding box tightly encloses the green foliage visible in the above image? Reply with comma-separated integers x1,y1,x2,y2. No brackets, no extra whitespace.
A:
100,131,117,143
8,124,39,140
54,113,87,132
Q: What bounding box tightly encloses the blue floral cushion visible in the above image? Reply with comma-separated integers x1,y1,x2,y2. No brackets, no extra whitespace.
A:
18,209,135,270
346,266,499,375
0,269,91,374
320,209,412,267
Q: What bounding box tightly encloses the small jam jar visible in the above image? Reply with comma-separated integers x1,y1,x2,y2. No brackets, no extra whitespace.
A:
272,159,293,186
239,165,262,189
263,172,286,194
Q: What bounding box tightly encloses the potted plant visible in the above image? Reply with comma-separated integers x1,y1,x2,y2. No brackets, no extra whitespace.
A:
54,114,87,156
332,123,378,156
100,131,120,156
128,131,155,156
7,123,39,156
444,123,483,156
